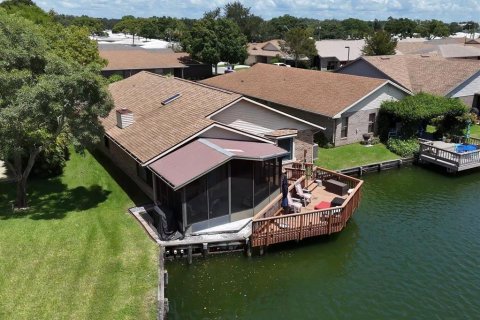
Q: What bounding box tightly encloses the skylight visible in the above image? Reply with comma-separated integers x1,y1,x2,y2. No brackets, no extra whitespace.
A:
161,93,181,105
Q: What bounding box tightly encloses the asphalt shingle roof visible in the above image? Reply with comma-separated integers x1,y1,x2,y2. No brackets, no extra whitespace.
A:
361,55,480,95
103,72,241,163
201,63,387,117
100,49,187,70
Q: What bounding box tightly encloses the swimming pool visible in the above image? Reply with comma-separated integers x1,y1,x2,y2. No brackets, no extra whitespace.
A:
455,143,478,153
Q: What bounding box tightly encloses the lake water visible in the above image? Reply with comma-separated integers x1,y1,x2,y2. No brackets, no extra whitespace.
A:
166,166,480,319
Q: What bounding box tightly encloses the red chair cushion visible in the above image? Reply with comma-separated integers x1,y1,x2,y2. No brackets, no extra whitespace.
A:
314,201,331,210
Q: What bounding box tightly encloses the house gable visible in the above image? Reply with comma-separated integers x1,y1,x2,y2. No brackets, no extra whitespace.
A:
448,70,480,99
339,59,394,82
210,98,323,137
338,58,411,92
334,82,411,118
262,42,280,51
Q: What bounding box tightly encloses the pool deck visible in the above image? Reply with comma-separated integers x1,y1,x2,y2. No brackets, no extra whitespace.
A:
418,137,480,172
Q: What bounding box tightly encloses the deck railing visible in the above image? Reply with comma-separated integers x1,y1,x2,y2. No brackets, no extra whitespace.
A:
251,167,363,247
419,142,480,169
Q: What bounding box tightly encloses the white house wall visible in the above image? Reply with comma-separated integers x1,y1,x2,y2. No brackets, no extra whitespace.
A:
450,71,480,101
345,84,408,114
334,84,409,146
212,99,311,136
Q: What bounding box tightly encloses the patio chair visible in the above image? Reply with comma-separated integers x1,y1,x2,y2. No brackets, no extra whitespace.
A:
287,192,302,213
294,182,312,206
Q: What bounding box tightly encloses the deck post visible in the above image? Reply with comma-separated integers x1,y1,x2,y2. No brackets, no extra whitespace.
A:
299,215,304,241
187,246,193,265
202,243,208,258
265,222,270,247
245,238,252,257
327,214,332,235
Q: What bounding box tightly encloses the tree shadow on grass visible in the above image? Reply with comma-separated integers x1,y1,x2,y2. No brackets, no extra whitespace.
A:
89,150,150,206
0,179,111,220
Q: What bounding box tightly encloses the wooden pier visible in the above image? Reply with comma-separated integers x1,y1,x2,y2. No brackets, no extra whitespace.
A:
418,137,480,172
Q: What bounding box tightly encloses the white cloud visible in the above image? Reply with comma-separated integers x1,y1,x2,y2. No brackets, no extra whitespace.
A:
29,0,480,22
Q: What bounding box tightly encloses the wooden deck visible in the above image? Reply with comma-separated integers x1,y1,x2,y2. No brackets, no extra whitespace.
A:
250,166,363,248
418,137,480,172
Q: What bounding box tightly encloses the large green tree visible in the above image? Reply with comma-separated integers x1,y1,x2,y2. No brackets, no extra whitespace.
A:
416,20,450,39
112,15,141,44
341,18,372,39
362,31,398,56
182,15,247,73
280,28,317,67
0,0,53,25
224,1,264,41
0,11,113,208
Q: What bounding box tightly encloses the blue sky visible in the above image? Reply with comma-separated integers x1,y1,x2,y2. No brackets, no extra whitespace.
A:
29,0,480,22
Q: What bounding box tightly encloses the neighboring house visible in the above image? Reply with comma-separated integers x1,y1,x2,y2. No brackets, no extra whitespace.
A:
99,45,212,80
245,40,288,65
100,71,323,233
314,40,365,71
396,37,480,60
201,63,411,146
337,54,480,108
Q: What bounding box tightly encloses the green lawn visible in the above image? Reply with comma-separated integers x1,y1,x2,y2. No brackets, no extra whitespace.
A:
427,124,480,138
470,124,480,138
0,150,157,319
315,143,400,170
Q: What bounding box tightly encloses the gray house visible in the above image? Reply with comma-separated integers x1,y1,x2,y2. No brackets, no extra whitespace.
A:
202,63,411,146
337,54,480,109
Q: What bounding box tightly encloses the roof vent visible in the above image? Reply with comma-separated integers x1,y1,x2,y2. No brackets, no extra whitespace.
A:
116,108,134,129
161,93,181,105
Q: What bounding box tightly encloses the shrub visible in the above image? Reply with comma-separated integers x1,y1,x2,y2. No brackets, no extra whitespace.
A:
386,138,419,157
378,93,470,140
30,135,70,178
314,131,332,148
107,74,123,83
371,137,381,145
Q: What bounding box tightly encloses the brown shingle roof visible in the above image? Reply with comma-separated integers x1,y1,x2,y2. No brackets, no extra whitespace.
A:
100,49,187,71
361,55,480,95
103,72,241,163
247,40,287,58
200,63,386,117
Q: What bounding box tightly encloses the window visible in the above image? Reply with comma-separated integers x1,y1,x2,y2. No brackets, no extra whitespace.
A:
136,163,153,187
341,117,349,138
473,94,480,109
327,61,337,70
104,136,110,149
277,138,294,161
368,113,376,133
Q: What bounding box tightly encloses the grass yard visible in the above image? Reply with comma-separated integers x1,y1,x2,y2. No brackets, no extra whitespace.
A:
0,150,157,319
470,124,480,138
316,143,400,170
427,124,480,139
